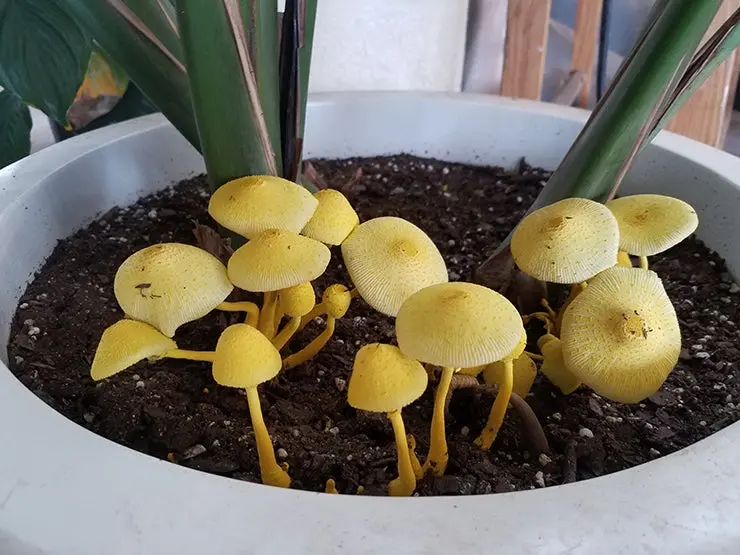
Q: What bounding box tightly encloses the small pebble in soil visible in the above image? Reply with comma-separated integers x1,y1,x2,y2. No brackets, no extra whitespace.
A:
461,426,470,437
334,377,347,392
135,380,145,389
538,453,552,466
328,427,340,436
534,471,546,488
83,412,95,424
132,374,140,381
276,448,288,459
182,444,206,460
579,428,594,439
649,448,661,457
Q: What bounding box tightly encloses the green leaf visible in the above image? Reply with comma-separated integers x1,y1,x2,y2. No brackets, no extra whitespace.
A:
177,0,279,190
0,0,91,124
0,90,32,168
64,0,200,150
299,1,317,139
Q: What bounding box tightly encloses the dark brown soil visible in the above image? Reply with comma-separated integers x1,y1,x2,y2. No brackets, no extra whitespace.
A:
8,155,738,496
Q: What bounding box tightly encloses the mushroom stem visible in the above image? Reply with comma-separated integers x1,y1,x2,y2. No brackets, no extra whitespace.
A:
422,366,456,477
349,288,360,298
245,386,291,488
407,434,424,480
639,255,649,270
540,299,557,321
298,303,325,331
162,349,216,362
474,358,513,450
272,317,301,351
387,409,417,496
555,282,587,333
217,301,260,327
258,291,278,339
524,351,544,361
282,316,336,370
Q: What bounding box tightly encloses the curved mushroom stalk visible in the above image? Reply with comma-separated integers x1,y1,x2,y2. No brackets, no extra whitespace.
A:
482,352,537,398
162,349,216,363
217,301,260,327
422,366,456,477
407,434,424,480
387,409,417,496
246,387,291,488
538,334,580,394
474,358,513,451
273,318,301,351
282,316,336,369
258,291,279,338
298,284,357,332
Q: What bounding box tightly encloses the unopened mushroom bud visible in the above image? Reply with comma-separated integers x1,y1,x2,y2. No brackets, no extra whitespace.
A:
273,283,316,350
114,243,234,337
208,175,318,239
561,266,681,403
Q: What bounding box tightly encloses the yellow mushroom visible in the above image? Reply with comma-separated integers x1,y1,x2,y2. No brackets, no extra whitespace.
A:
301,189,360,245
396,282,524,474
617,251,633,268
607,194,698,270
283,284,352,369
560,266,681,403
227,229,330,339
90,319,215,381
208,175,318,240
272,282,316,350
347,343,428,496
114,243,234,337
482,350,538,398
341,217,448,316
537,334,580,394
511,198,620,284
213,324,290,488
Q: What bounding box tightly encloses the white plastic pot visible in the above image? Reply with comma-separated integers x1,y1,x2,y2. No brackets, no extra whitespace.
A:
1,93,739,555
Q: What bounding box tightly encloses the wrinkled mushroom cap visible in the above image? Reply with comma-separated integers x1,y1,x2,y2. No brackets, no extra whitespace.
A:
213,324,282,389
323,284,353,319
607,194,698,256
114,243,234,337
227,229,330,292
511,198,620,283
561,267,681,403
208,175,318,239
396,282,524,368
91,319,176,381
348,343,428,412
341,217,448,316
301,189,360,245
279,282,316,318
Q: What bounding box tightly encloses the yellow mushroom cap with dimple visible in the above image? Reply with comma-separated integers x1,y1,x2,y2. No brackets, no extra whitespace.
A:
279,282,316,318
396,282,525,368
301,189,360,245
208,175,318,239
341,217,448,316
561,266,681,403
114,243,234,337
227,229,330,292
212,324,282,389
606,194,698,256
91,319,176,381
347,343,428,412
511,198,620,283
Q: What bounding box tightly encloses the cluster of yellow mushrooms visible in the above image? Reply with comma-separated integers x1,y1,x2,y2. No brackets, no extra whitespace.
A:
90,172,698,497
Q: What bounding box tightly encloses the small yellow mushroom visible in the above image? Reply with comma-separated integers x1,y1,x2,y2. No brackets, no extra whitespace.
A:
90,319,214,381
227,229,330,339
561,266,681,403
347,344,428,496
482,349,538,398
273,283,316,350
325,479,339,494
213,324,290,488
511,198,620,284
114,243,234,337
208,175,318,239
283,284,352,369
341,216,448,316
537,334,580,394
301,189,360,245
396,282,524,474
617,251,633,268
607,194,698,270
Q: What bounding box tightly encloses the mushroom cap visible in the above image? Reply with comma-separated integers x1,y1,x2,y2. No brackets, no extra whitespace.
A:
212,324,282,389
561,267,681,403
396,282,525,368
323,284,353,319
301,189,360,245
606,194,698,256
341,217,448,316
91,319,176,381
208,175,318,239
347,343,428,412
279,282,316,318
227,229,331,292
511,198,620,283
114,243,234,337
482,352,538,398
